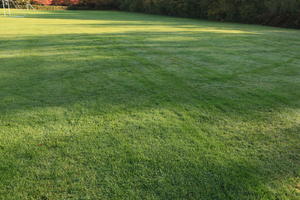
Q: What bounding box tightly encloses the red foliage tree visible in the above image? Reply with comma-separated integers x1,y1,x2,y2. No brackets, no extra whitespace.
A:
32,0,79,5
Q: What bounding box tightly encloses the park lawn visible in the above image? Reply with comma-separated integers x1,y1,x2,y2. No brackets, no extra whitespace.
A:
0,9,299,200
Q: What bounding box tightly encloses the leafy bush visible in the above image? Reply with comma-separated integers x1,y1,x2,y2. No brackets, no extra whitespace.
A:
26,0,300,28
69,0,118,9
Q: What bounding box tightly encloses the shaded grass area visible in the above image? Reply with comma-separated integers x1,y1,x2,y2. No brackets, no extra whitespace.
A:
0,9,300,200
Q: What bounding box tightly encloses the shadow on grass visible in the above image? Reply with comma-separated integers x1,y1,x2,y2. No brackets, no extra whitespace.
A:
0,31,299,114
20,9,276,32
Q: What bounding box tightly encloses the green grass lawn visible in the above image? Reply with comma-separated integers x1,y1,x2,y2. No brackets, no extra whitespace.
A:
0,9,299,200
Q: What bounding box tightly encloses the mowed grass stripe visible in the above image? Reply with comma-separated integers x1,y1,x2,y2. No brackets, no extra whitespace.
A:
0,9,299,200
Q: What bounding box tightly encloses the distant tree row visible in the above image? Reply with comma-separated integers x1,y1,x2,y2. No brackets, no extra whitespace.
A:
70,0,300,28
27,0,300,28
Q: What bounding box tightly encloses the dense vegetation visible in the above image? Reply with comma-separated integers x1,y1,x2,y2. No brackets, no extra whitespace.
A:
68,0,300,28
3,0,299,27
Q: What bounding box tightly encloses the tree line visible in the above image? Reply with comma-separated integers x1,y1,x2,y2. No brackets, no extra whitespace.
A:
11,0,298,28
68,0,300,28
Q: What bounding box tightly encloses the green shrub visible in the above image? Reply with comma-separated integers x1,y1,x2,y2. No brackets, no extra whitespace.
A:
67,0,300,28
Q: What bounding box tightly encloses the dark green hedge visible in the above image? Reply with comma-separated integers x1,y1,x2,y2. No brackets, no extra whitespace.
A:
33,5,68,10
70,0,300,28
68,0,119,10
